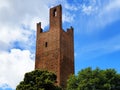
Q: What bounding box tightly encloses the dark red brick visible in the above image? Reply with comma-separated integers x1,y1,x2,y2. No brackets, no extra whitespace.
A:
35,5,74,88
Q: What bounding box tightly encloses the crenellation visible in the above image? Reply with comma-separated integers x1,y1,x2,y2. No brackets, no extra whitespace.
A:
37,22,43,33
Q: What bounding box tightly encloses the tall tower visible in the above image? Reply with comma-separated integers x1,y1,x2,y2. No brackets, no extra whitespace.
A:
35,5,74,88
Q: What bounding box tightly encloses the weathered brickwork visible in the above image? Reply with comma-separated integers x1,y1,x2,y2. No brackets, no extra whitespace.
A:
35,5,74,88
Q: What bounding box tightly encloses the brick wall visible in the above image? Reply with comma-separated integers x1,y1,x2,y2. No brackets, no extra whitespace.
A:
35,5,74,88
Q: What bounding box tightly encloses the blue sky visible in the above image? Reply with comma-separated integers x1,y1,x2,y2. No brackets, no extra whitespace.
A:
0,0,120,90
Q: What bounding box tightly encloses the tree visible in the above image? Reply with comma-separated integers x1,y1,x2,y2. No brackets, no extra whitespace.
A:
16,70,61,90
66,67,120,90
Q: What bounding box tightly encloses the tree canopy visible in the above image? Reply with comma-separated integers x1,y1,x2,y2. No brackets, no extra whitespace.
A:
16,70,61,90
66,67,120,90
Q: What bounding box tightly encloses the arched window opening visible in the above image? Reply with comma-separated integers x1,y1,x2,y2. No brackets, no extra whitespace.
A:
53,9,57,17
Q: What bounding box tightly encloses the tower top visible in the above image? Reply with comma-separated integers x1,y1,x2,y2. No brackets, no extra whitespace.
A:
50,5,62,30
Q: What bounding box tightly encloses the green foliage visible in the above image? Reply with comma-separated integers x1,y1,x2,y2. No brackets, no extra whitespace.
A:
66,67,120,90
16,70,61,90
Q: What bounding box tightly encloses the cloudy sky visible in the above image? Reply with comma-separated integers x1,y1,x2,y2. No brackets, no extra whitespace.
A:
0,0,120,90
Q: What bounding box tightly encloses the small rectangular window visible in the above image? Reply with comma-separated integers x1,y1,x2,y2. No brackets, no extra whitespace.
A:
45,42,48,47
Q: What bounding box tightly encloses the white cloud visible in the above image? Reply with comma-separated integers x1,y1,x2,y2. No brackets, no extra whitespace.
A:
0,25,31,48
0,49,34,89
84,0,120,32
64,3,79,11
68,0,120,33
79,0,98,15
0,0,50,30
0,0,10,9
82,5,93,15
94,0,120,28
63,12,75,23
105,0,120,11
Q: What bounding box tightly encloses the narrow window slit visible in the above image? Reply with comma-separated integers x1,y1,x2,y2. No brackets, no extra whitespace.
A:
45,42,48,47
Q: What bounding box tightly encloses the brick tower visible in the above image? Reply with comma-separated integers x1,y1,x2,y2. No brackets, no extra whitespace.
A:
35,5,74,88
